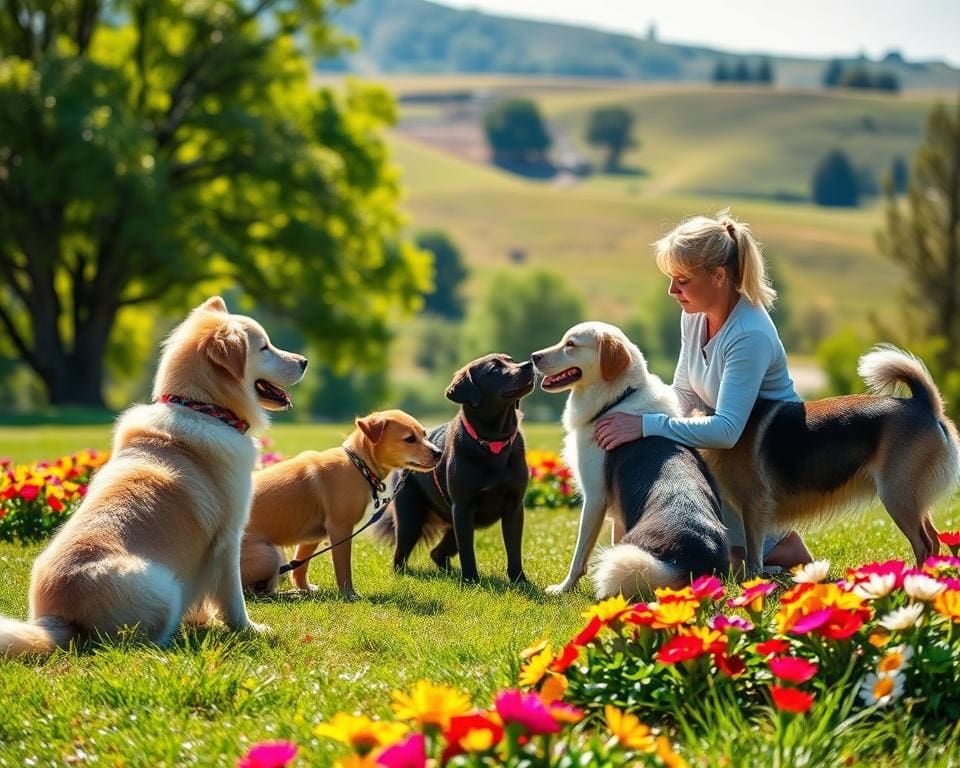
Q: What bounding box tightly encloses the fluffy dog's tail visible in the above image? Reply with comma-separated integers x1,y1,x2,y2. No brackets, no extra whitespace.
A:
0,615,76,657
591,545,684,599
858,344,946,419
372,504,397,543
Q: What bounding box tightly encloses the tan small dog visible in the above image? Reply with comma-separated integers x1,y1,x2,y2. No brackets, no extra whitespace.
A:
240,410,442,598
0,297,306,656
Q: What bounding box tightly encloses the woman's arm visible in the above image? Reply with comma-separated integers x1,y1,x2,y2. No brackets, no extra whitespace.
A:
640,331,774,449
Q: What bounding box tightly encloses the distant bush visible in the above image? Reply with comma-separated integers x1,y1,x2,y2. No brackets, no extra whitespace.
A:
416,230,469,320
812,149,860,207
585,107,636,171
713,57,774,84
823,60,900,92
484,99,552,165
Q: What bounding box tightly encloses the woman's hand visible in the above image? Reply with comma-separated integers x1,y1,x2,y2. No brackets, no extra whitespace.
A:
593,413,644,451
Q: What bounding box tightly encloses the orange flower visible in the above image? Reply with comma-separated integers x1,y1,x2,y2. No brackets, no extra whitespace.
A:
933,589,960,622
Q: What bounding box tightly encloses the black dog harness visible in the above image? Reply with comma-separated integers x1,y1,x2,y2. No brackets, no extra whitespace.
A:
589,386,638,424
277,447,405,576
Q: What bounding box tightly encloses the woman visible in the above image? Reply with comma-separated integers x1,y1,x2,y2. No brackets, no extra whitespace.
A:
594,212,812,573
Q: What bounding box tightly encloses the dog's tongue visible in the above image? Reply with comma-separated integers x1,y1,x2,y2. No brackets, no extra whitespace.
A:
255,379,292,407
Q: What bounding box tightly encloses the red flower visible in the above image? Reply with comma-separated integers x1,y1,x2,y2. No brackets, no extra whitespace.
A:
714,650,746,677
817,609,864,640
939,531,960,555
571,616,603,647
550,642,579,674
770,685,814,714
769,656,818,684
18,483,41,502
441,713,503,763
755,639,791,657
656,635,706,665
46,494,64,513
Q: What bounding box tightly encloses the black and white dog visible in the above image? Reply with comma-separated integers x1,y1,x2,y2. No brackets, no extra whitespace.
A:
532,322,729,598
378,354,535,584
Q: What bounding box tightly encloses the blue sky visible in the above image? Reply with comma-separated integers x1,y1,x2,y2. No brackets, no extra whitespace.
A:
435,0,960,66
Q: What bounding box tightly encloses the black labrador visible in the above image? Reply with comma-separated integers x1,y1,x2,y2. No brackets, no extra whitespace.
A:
378,354,535,583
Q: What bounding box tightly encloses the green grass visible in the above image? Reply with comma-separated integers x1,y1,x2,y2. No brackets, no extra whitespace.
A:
1,425,959,765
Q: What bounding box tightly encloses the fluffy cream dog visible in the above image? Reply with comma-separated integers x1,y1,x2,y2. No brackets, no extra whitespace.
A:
532,322,729,596
0,297,306,656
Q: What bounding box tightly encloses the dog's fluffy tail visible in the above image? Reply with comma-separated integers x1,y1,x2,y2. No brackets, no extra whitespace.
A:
858,344,946,419
0,615,76,657
591,545,684,599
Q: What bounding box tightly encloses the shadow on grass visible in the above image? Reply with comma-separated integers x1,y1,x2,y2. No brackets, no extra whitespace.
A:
400,565,550,602
255,585,447,616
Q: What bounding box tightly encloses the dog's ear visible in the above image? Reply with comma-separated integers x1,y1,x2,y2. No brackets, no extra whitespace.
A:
199,296,229,314
356,415,386,444
202,322,247,381
599,333,630,382
445,367,481,407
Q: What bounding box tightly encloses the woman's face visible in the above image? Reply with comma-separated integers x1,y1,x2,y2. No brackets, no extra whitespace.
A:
667,267,727,314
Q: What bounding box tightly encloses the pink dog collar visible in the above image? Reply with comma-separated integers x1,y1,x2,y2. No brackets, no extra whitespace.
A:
459,412,518,455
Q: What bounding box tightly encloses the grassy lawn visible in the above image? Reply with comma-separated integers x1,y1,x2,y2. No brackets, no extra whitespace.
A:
1,424,959,765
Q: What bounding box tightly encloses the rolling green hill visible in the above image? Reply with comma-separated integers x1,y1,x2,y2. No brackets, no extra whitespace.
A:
323,0,960,90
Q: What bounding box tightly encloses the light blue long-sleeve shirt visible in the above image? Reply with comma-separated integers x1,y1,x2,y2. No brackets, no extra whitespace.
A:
641,297,799,449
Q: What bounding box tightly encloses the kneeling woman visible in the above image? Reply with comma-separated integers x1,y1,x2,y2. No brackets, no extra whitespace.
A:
595,211,813,573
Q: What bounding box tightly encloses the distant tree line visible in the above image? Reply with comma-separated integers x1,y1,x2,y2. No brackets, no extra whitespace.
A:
823,60,900,92
811,150,909,207
712,58,774,84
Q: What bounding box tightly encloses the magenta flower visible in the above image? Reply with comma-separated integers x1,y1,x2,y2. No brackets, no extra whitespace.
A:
237,741,297,768
709,614,754,633
846,560,906,588
769,656,818,684
787,607,835,635
494,690,561,735
691,575,725,601
376,733,426,768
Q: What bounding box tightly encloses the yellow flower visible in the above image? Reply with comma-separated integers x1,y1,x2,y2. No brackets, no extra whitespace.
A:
605,705,656,752
519,642,553,687
679,625,724,649
539,673,568,704
390,680,471,731
582,594,629,623
654,586,696,603
315,713,408,755
656,735,689,768
334,755,377,768
460,729,496,752
519,637,549,660
933,589,960,622
651,600,696,629
868,631,890,648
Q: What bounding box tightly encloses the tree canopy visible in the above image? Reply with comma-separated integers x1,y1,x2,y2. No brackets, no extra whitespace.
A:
483,99,551,165
585,107,636,172
0,0,430,406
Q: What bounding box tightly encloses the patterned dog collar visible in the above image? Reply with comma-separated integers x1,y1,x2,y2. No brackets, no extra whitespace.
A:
159,394,250,434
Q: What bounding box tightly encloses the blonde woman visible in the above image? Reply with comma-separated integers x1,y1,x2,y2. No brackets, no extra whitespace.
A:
594,212,812,572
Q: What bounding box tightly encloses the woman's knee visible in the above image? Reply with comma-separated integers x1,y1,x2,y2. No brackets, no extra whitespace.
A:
764,531,813,569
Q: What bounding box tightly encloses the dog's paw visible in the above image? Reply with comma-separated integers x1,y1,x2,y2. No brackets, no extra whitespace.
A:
245,621,274,636
341,589,361,602
545,581,574,595
295,583,319,594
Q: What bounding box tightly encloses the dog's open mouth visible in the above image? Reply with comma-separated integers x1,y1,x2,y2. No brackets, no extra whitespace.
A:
541,367,582,390
255,379,292,409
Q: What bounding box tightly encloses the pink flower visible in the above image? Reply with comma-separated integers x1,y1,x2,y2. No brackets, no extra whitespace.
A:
769,656,818,684
709,615,754,634
845,560,906,588
787,607,835,635
726,579,776,612
237,741,297,768
691,575,725,601
377,733,426,768
493,690,561,735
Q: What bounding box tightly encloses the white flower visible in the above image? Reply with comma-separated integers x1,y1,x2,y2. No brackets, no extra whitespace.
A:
902,573,945,601
878,602,925,631
877,644,913,674
791,560,831,584
853,572,898,600
859,671,905,707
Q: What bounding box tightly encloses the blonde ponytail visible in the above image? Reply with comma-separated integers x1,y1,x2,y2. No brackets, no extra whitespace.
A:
653,210,777,309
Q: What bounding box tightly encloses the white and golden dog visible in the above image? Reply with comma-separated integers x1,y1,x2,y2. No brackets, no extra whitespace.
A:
532,322,729,597
0,297,306,656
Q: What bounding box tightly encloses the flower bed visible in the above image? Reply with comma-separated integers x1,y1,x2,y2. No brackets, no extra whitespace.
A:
520,542,960,730
524,450,580,509
0,451,108,543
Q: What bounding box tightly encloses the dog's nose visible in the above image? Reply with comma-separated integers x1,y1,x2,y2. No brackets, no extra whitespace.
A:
531,352,543,366
299,357,308,372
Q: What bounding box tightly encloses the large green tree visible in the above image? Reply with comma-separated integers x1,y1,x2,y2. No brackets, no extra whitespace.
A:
878,98,960,376
585,106,635,172
0,0,430,406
